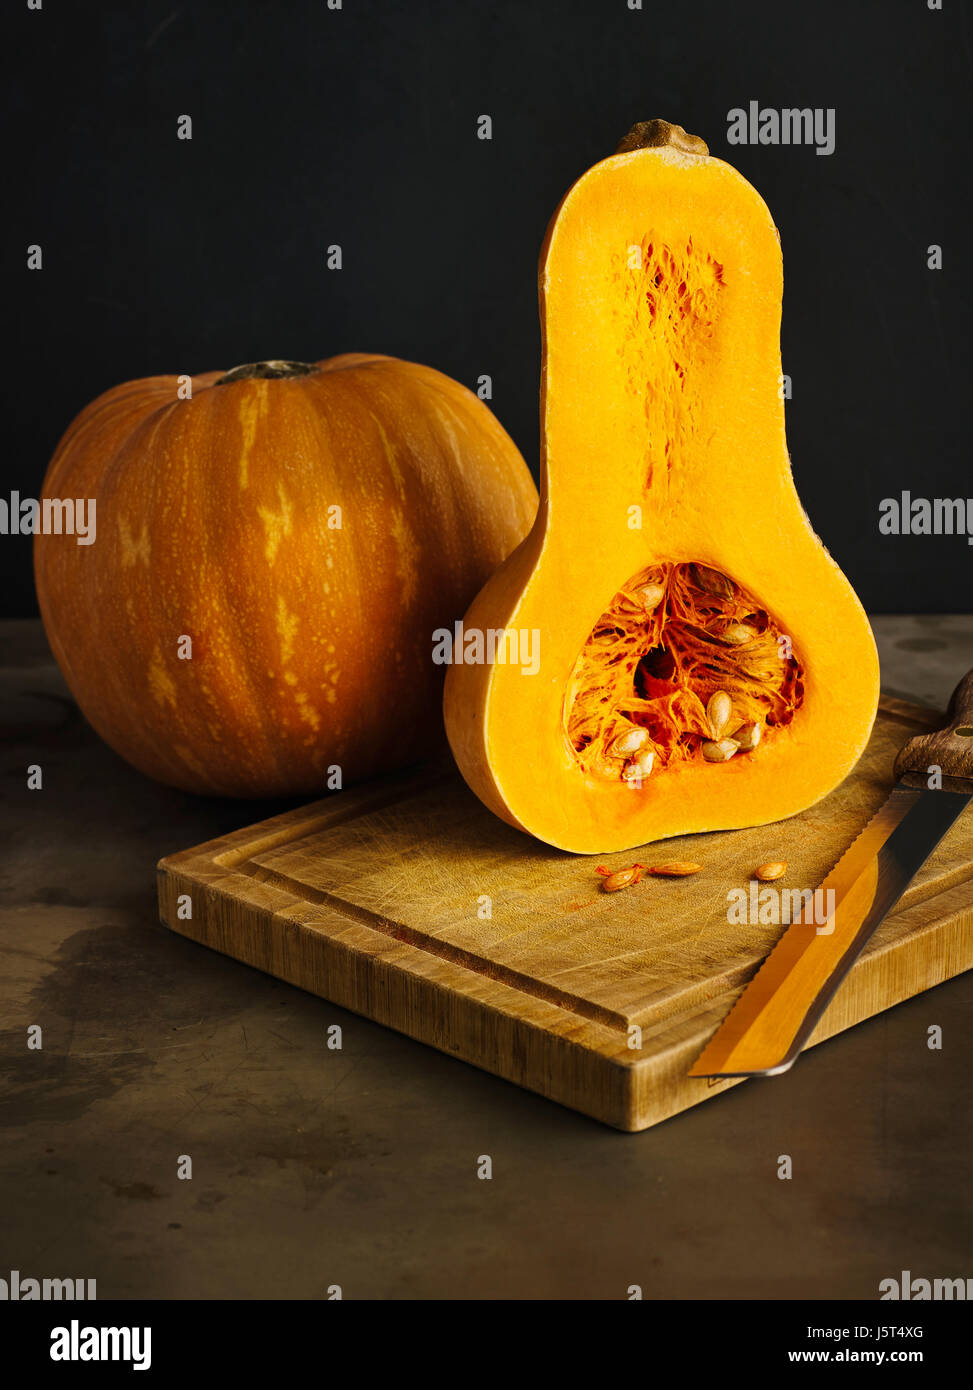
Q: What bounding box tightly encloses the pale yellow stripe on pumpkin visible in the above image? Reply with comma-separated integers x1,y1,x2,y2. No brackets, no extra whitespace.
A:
322,660,340,705
278,605,323,730
275,594,299,667
256,482,294,564
369,413,405,494
368,408,420,603
440,395,520,532
426,390,491,568
148,644,178,709
194,401,289,783
293,689,322,731
118,515,150,567
103,404,179,750
236,389,267,490
430,393,463,463
388,507,419,608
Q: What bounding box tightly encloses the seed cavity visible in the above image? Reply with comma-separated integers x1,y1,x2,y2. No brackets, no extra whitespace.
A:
565,560,803,785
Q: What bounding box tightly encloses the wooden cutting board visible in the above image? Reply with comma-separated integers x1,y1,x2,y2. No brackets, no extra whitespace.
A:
157,696,973,1131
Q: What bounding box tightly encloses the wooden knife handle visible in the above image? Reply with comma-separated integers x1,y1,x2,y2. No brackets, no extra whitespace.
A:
893,667,973,792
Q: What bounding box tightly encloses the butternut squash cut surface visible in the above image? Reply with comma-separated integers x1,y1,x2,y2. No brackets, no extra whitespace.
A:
444,120,879,854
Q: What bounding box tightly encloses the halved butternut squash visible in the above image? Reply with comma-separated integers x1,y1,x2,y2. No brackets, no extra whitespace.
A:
444,119,879,854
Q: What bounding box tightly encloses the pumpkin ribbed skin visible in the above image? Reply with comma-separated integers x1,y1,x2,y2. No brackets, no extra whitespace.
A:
35,353,537,796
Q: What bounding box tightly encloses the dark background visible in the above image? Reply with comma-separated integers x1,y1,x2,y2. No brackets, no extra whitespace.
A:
3,0,968,616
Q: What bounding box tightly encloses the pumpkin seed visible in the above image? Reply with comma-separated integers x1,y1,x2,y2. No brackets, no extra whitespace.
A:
706,690,733,739
722,622,756,645
732,721,762,751
597,864,646,892
636,583,666,611
621,748,655,782
691,563,734,599
647,862,702,877
609,726,649,757
754,860,787,881
701,737,739,763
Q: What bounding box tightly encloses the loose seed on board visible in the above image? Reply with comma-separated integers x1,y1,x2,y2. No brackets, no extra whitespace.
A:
702,738,740,763
595,863,646,892
647,862,703,877
733,722,762,751
609,726,649,757
754,861,787,881
722,622,757,645
706,690,733,739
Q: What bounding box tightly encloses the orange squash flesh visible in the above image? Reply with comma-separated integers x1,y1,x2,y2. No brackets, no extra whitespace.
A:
444,122,879,854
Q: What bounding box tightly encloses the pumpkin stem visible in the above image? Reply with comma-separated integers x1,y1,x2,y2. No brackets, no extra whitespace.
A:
615,119,708,157
215,360,319,385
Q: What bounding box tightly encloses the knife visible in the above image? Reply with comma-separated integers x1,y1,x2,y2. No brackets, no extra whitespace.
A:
689,668,973,1078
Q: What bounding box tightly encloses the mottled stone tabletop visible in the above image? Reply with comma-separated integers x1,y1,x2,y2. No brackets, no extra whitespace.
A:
2,616,971,1300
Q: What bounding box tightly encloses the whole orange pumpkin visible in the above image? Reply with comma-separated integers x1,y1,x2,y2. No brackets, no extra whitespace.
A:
34,353,537,795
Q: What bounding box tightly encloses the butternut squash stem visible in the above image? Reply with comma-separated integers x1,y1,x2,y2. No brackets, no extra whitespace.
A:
615,119,709,157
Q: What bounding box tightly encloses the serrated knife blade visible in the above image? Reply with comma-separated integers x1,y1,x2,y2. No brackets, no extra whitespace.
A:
689,669,973,1079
